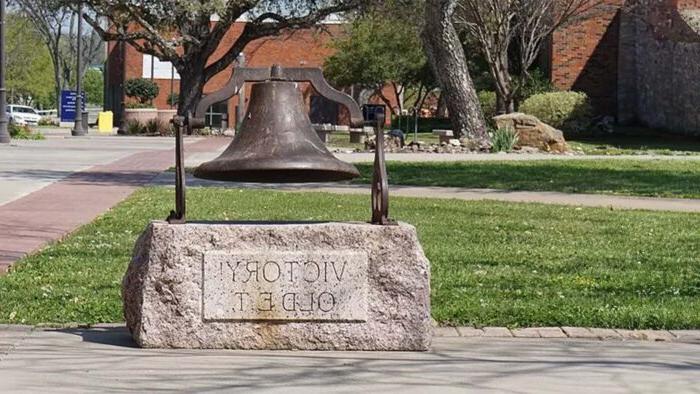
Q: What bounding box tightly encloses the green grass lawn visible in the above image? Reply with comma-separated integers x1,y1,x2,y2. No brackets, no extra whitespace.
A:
567,128,700,156
1,187,699,329
354,159,700,199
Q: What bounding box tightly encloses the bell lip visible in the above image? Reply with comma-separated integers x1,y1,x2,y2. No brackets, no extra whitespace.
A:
193,160,361,183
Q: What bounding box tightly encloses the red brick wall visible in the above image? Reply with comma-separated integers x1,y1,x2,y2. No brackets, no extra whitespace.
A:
108,22,396,125
551,0,625,115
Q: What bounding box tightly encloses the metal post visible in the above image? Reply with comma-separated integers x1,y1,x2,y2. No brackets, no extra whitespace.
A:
0,0,10,144
72,2,87,136
413,107,418,143
371,113,394,226
150,55,155,81
235,53,245,131
167,116,186,224
169,64,174,109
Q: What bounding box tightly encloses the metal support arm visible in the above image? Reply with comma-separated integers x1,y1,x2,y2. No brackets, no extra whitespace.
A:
192,64,364,129
371,114,395,226
166,114,189,224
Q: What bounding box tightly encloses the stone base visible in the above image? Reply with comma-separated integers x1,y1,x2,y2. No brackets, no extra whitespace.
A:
123,221,432,350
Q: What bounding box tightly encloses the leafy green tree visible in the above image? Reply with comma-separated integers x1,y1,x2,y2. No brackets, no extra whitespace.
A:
124,78,159,105
13,0,104,111
81,0,367,116
324,7,433,114
5,13,54,108
83,68,104,106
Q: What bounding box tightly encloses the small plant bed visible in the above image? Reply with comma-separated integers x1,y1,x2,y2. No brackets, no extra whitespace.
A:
10,124,45,140
1,187,699,329
327,132,440,151
354,159,700,199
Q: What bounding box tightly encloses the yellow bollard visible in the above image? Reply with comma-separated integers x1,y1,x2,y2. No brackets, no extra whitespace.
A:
98,111,113,133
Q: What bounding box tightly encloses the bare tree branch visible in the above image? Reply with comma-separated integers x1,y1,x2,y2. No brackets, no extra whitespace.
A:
454,0,606,113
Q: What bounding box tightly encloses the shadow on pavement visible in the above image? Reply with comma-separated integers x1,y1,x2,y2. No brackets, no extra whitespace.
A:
56,326,138,348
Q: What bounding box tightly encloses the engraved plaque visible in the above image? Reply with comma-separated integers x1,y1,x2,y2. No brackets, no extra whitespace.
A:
203,250,368,321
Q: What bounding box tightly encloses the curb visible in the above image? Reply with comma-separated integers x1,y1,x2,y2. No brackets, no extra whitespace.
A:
2,324,699,344
434,326,700,343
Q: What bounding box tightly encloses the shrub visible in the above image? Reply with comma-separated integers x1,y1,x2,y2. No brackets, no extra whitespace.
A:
167,93,179,107
125,119,145,135
515,69,555,103
144,118,174,136
124,78,159,105
478,91,497,122
490,125,519,153
9,123,44,140
145,119,160,135
519,91,592,133
38,117,58,126
125,102,155,109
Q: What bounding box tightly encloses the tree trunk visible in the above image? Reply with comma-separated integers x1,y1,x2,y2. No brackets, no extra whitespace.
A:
177,67,206,119
436,93,448,117
492,52,515,115
422,0,489,149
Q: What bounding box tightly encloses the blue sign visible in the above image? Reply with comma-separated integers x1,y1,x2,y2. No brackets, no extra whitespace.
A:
60,90,86,122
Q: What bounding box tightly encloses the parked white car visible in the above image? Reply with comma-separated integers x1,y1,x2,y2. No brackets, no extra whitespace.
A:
7,105,42,126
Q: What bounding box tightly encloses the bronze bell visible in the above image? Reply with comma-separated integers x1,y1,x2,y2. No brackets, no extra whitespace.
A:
167,65,391,225
194,73,360,183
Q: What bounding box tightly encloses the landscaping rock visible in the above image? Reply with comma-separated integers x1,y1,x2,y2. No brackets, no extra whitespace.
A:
493,113,569,153
123,221,432,350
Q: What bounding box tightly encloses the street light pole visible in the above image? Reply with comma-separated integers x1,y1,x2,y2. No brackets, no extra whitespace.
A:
72,2,87,136
0,0,10,144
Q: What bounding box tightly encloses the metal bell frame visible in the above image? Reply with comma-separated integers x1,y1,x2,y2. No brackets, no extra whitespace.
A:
167,64,393,226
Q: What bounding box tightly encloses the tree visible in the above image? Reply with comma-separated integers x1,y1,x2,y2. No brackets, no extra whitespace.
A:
12,0,104,111
124,78,159,105
455,0,604,114
324,3,435,115
81,0,368,117
5,13,54,108
83,68,104,106
422,0,489,148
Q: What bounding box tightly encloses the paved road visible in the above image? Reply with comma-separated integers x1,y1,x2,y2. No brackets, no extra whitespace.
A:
0,325,698,393
0,136,177,206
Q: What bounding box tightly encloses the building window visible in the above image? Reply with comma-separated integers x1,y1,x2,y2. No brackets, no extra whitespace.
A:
206,101,228,129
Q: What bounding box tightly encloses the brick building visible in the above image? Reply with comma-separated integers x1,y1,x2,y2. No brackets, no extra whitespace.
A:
107,2,700,134
105,21,395,128
549,0,700,134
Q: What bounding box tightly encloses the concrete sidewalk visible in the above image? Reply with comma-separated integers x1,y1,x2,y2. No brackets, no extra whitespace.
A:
1,325,698,393
0,136,178,206
152,173,700,213
0,137,230,272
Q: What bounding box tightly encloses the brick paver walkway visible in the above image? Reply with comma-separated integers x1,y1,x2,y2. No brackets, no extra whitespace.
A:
0,138,229,273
